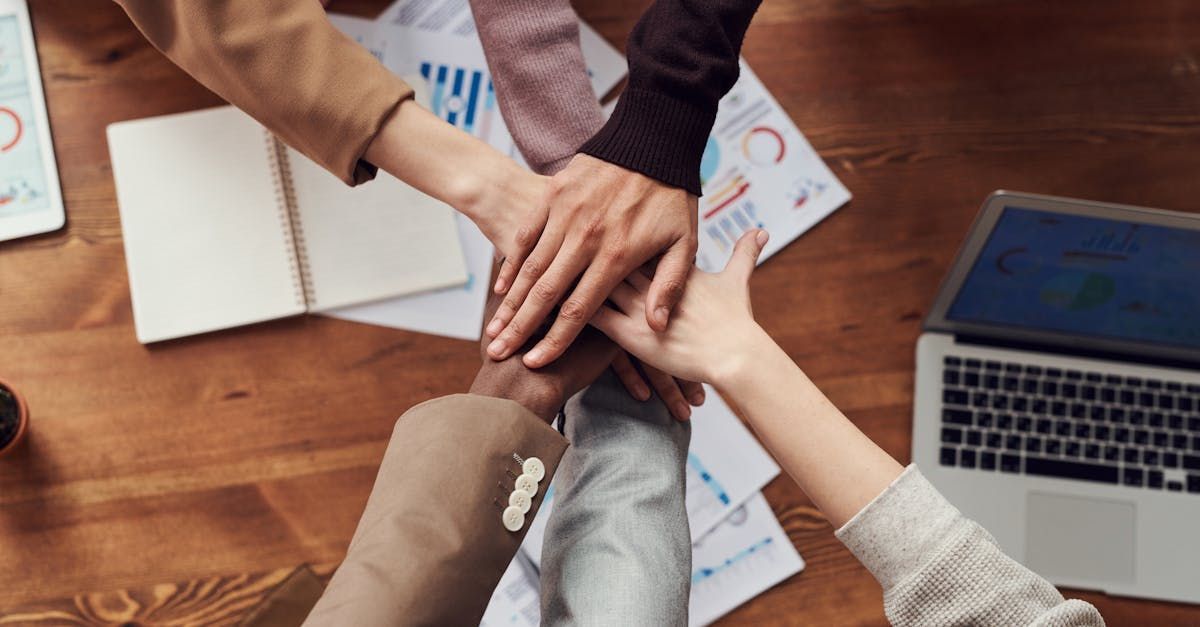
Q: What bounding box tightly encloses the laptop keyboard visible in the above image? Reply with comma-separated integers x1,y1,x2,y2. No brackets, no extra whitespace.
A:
938,355,1200,494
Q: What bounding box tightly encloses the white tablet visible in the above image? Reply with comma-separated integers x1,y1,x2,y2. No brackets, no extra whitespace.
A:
0,0,63,241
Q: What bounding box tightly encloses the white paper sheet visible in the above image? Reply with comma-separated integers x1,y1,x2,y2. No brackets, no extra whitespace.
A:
688,492,805,626
520,385,780,566
480,554,542,627
694,61,851,273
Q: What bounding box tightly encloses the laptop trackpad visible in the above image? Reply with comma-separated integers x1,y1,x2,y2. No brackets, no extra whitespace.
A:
1025,492,1135,584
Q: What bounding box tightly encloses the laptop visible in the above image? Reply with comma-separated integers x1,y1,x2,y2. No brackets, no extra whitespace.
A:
913,191,1200,604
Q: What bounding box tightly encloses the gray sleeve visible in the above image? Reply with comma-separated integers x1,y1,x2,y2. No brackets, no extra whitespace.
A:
835,465,1105,627
539,370,692,626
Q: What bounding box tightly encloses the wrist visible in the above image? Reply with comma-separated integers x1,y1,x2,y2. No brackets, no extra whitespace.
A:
710,324,781,391
469,373,562,423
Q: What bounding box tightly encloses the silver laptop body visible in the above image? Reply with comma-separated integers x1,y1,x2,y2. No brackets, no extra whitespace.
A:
912,191,1200,604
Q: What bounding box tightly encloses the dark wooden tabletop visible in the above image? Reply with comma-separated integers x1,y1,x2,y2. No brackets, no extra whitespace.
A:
2,0,1199,624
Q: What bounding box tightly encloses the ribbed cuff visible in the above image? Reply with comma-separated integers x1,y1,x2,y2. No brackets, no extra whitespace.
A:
835,465,965,590
578,88,716,196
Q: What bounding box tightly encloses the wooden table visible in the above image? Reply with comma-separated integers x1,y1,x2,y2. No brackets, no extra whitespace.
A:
2,0,1199,624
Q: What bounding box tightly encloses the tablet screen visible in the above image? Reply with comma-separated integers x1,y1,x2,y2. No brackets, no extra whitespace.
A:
0,14,51,217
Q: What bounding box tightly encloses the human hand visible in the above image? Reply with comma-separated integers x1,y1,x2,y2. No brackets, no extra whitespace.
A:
611,351,705,421
484,154,698,369
591,230,771,387
470,290,618,422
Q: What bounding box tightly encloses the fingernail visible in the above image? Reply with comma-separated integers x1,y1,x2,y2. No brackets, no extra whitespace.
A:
494,277,507,294
486,319,503,337
674,401,692,421
755,229,769,246
637,386,651,401
487,338,507,357
525,347,545,367
655,306,669,326
690,390,705,405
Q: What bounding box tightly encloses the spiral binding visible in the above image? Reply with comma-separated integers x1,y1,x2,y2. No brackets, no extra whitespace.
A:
264,132,315,308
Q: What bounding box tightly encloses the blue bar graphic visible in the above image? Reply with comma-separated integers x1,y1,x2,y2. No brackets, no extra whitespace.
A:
688,453,729,505
463,70,483,133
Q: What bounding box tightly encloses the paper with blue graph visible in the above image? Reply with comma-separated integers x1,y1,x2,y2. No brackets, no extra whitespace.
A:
514,387,800,625
694,61,851,273
689,493,804,625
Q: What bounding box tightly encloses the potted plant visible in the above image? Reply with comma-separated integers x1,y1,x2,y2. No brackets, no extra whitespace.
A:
0,378,28,458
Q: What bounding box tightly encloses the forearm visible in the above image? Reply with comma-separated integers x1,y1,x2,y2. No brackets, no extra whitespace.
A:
716,330,903,528
115,0,412,185
363,100,531,222
469,0,603,175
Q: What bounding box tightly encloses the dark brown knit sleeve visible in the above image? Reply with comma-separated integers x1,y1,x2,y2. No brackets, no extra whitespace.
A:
578,0,762,195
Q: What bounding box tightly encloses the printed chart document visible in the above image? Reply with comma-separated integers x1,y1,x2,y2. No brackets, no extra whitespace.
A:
694,61,851,272
520,386,780,562
689,493,805,626
480,555,541,627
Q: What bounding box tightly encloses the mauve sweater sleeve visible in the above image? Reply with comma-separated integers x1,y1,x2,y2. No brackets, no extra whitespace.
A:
579,0,763,195
469,0,604,176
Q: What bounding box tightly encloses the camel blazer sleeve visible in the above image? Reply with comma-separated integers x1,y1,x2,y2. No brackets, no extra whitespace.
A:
113,0,414,185
302,394,567,626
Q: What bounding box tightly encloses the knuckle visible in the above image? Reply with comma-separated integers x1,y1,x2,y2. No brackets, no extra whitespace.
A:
661,278,686,300
514,225,539,249
522,258,545,279
558,299,588,322
501,296,522,313
503,319,527,340
532,281,558,304
581,215,607,240
538,334,565,354
599,242,629,266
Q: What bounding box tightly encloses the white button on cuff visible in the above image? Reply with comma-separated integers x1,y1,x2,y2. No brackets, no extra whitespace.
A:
509,489,532,514
514,473,538,496
502,505,524,532
522,457,546,482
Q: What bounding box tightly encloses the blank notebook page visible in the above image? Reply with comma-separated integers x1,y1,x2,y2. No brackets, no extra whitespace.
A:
109,107,304,343
284,146,467,311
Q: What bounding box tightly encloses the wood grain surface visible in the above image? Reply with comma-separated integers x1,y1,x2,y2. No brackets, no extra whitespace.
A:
2,0,1199,625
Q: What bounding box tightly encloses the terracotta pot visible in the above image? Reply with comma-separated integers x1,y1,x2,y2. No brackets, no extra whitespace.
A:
0,378,28,458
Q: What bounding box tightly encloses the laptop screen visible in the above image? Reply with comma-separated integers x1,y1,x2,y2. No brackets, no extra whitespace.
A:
946,206,1200,350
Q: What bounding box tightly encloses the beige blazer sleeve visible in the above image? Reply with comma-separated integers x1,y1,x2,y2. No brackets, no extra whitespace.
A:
303,394,567,626
113,0,414,185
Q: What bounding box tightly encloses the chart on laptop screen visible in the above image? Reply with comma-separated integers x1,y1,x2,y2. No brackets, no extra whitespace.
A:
0,15,50,217
947,207,1200,349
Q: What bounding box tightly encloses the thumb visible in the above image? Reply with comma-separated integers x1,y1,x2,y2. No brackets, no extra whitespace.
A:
724,229,768,283
645,239,696,332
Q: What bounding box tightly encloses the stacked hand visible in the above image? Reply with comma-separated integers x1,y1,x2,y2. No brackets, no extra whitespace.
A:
591,229,770,388
473,154,703,420
484,155,698,369
470,290,618,423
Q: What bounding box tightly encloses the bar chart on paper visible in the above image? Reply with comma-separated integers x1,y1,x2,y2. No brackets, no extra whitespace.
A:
689,493,805,626
419,61,513,155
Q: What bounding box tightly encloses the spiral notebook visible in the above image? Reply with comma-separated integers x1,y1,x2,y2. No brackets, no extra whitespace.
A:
108,106,467,344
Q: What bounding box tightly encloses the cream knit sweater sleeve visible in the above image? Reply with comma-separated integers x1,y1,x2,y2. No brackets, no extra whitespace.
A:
836,465,1106,626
